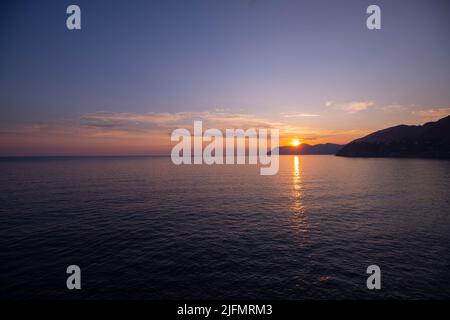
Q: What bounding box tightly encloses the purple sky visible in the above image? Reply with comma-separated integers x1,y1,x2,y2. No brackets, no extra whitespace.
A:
1,0,450,155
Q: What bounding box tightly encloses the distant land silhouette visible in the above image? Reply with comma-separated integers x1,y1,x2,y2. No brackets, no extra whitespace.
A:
272,143,344,155
337,115,450,158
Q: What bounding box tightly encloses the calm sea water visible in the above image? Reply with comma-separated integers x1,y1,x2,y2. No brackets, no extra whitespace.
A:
1,155,450,299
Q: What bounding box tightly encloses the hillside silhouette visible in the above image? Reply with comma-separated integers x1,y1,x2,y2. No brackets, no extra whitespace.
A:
337,115,450,158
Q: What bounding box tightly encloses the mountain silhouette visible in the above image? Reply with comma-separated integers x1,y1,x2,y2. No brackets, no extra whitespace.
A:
336,115,450,158
274,143,344,155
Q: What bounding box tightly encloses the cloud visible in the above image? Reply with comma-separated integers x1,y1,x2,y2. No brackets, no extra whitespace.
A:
0,110,375,155
326,100,374,113
80,111,286,132
381,104,408,112
280,113,320,118
81,112,186,127
413,107,450,121
379,104,450,120
0,111,285,147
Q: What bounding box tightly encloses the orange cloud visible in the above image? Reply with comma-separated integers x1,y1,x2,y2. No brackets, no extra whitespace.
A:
0,111,369,155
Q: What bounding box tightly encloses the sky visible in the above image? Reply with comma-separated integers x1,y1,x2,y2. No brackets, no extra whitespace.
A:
1,0,450,155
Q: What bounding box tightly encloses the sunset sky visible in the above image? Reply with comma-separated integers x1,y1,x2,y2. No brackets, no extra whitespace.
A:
1,0,450,155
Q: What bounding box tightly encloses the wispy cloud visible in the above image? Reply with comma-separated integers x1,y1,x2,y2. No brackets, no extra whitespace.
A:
381,104,450,121
381,104,409,112
280,113,320,118
0,110,377,155
81,111,283,131
326,100,374,113
0,111,288,155
412,107,450,121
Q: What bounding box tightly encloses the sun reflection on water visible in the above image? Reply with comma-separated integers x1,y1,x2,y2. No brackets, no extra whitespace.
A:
291,156,308,233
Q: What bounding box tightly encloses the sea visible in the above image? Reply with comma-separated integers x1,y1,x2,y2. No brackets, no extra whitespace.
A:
1,155,450,299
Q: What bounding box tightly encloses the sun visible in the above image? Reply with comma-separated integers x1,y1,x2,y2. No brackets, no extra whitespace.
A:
291,139,301,147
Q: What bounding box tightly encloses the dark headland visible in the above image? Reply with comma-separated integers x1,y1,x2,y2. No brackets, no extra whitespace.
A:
273,143,344,155
336,115,450,159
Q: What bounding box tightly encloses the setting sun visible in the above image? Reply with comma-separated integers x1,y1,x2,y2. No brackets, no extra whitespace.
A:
291,139,301,147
